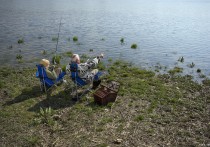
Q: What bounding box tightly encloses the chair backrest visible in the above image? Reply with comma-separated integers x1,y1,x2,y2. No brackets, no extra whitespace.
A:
36,64,55,88
70,62,87,86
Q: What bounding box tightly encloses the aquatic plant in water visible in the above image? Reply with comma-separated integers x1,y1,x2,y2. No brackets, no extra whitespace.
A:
18,39,24,44
16,54,23,60
120,38,124,44
178,56,184,63
131,44,137,49
188,62,195,68
89,49,93,52
73,36,78,41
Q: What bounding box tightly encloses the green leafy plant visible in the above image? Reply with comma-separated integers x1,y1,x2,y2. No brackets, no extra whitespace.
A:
39,107,54,126
52,55,61,64
131,44,137,49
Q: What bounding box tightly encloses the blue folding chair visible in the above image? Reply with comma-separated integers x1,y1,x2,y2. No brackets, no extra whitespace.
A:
69,63,103,100
36,64,66,92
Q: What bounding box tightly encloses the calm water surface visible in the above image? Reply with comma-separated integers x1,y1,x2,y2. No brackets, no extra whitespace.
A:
0,0,210,80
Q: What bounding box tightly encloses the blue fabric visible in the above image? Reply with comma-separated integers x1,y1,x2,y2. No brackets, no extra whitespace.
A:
70,63,87,86
93,71,103,81
36,64,66,88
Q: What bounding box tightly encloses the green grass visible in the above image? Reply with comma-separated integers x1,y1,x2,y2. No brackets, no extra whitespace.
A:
168,66,183,75
52,55,61,64
0,60,209,146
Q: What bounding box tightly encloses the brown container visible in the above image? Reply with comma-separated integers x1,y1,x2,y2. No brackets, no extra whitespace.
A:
93,81,120,105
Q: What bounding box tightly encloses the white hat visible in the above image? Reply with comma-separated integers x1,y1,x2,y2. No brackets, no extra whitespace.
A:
71,54,80,63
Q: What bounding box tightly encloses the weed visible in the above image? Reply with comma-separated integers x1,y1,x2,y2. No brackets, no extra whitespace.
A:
38,107,55,126
168,67,183,75
134,115,144,122
120,38,124,44
52,55,61,64
65,51,73,57
18,39,24,44
101,38,105,41
178,56,184,63
131,44,137,49
98,62,106,70
89,49,93,52
73,36,78,41
38,36,42,39
25,135,40,146
16,54,23,60
188,62,195,68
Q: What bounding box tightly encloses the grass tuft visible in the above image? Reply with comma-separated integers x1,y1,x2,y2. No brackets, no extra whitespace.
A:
131,43,137,49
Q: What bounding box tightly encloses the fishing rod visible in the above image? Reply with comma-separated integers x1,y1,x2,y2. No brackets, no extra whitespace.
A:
54,17,62,64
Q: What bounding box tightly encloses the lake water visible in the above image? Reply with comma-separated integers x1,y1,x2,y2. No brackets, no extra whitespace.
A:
0,0,210,80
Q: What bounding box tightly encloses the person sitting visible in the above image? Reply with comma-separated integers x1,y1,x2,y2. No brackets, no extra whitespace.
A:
39,59,66,83
68,53,104,89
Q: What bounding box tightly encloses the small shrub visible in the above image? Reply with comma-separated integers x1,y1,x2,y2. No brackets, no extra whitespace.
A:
131,44,137,49
18,39,24,44
73,36,78,41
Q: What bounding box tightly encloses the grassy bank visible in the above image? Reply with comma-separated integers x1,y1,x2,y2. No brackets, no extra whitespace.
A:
0,60,210,146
